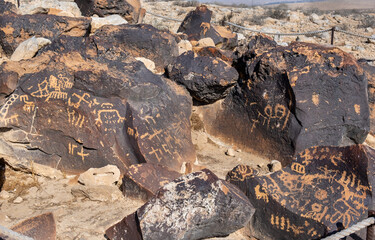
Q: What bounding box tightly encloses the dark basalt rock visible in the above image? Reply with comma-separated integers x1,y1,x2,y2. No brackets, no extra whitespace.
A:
0,34,195,174
167,51,238,104
0,14,91,56
74,0,142,23
0,158,4,191
122,163,182,201
0,0,17,15
94,24,179,72
11,212,56,240
107,169,254,240
196,46,233,64
360,60,375,134
227,145,375,240
105,212,143,240
197,42,369,165
177,5,237,50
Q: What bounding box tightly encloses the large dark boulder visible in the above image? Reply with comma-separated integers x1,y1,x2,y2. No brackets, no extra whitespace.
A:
0,14,91,56
227,145,375,240
94,24,178,72
107,169,254,240
122,163,182,201
197,42,370,165
177,5,237,50
360,60,375,134
74,0,142,23
0,34,196,174
166,51,238,104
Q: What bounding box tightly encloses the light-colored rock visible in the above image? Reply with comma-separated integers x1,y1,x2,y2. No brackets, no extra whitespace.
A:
13,196,23,204
309,13,321,24
269,160,282,172
197,37,215,48
366,27,373,33
19,0,82,17
91,15,128,33
135,57,156,73
78,165,120,186
288,12,301,22
225,148,236,157
0,190,10,199
71,185,123,202
236,33,245,41
10,37,51,62
178,40,193,55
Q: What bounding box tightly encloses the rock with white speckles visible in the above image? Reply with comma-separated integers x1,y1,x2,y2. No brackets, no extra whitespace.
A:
106,169,254,240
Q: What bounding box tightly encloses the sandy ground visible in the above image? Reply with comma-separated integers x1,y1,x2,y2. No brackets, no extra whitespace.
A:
284,0,375,10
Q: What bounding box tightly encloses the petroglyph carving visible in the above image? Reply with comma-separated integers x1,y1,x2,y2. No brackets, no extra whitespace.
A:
148,147,162,162
68,93,92,108
291,162,306,174
95,103,125,131
20,95,35,113
250,103,291,133
67,109,85,128
68,142,89,162
0,94,19,125
31,74,73,101
255,185,269,203
270,214,311,236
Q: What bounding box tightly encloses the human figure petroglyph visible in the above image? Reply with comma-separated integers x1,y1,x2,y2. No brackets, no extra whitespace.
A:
31,74,73,101
95,103,125,130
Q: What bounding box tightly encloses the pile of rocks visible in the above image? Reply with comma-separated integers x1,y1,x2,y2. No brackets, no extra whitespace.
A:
0,0,375,239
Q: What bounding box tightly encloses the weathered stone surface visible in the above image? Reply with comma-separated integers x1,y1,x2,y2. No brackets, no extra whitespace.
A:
78,165,121,186
108,169,254,240
105,212,143,240
11,212,56,240
90,14,128,33
0,34,195,174
197,42,369,164
196,46,233,64
74,0,142,23
18,0,82,17
10,37,52,61
0,0,17,14
360,60,375,134
167,51,238,104
0,158,4,191
177,5,237,49
227,145,375,240
94,24,179,72
122,163,181,201
71,185,123,202
0,14,91,56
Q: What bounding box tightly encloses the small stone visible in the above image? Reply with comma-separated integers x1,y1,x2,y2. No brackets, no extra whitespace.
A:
13,196,23,204
78,165,120,186
91,15,128,33
0,190,10,199
225,148,236,157
71,185,123,202
237,33,245,41
197,37,215,48
135,57,156,73
268,160,282,172
178,40,193,55
10,37,51,61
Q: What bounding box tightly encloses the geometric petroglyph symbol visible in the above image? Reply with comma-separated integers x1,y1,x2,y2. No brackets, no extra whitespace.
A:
250,103,291,133
95,103,125,131
68,92,92,109
20,95,36,113
31,74,73,102
67,109,85,128
68,142,89,162
0,94,19,124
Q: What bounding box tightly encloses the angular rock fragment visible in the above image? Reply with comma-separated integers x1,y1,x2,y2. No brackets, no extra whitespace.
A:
10,37,51,61
122,163,181,201
90,14,128,33
94,24,179,72
11,212,56,240
167,51,238,104
74,0,143,23
227,145,375,240
197,42,369,164
107,169,254,240
177,5,237,49
105,212,143,240
0,14,91,56
0,34,195,174
78,165,120,186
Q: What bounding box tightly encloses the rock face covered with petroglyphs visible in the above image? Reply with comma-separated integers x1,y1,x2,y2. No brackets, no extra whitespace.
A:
0,30,195,174
227,145,375,240
0,14,91,57
197,39,370,165
107,169,254,240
